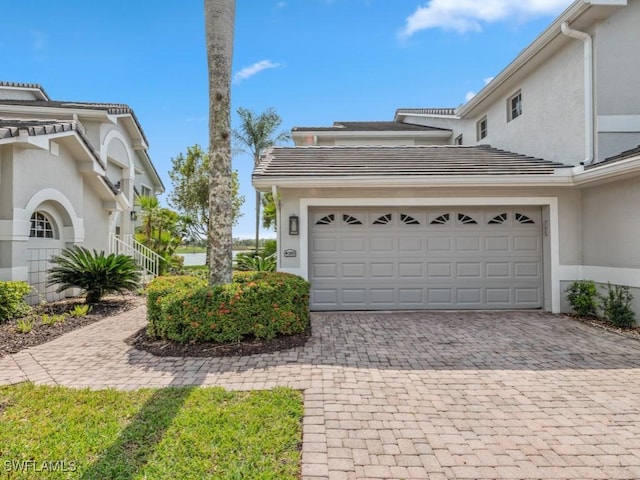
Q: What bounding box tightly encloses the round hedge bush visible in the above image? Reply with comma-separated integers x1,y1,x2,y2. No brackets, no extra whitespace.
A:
146,272,310,343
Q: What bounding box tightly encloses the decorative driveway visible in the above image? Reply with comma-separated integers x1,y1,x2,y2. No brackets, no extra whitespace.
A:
2,308,640,479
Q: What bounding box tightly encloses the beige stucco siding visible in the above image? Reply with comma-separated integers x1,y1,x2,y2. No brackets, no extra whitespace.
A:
468,40,585,165
13,146,84,214
581,176,640,268
594,0,640,160
594,1,640,116
82,189,110,252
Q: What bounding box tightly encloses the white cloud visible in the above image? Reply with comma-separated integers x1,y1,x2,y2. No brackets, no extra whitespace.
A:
483,76,494,85
399,0,570,37
465,91,476,102
234,60,281,83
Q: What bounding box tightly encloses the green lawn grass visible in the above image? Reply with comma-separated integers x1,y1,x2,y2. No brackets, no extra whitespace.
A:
0,384,303,479
174,245,207,254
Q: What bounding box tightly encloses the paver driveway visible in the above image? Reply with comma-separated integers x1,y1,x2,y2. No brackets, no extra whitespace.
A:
2,307,640,480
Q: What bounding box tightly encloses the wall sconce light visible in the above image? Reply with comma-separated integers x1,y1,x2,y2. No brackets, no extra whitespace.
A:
288,215,299,235
130,210,138,221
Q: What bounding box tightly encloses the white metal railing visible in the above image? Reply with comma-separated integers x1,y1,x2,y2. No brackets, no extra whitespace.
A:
109,234,162,277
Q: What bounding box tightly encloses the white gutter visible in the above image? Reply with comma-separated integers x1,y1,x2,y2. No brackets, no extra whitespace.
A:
560,21,594,165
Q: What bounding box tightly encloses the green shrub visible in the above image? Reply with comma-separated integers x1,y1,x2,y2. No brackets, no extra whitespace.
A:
47,246,141,304
601,283,636,328
235,252,276,272
68,304,92,318
146,275,207,336
565,280,599,317
41,313,67,326
16,317,36,334
146,272,310,344
262,239,277,258
0,281,32,323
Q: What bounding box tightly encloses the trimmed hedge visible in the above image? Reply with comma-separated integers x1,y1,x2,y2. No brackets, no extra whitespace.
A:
146,272,310,343
0,281,32,323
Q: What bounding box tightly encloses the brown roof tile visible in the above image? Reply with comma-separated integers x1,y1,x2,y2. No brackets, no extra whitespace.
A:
0,118,103,168
254,144,571,178
586,145,640,169
293,121,450,132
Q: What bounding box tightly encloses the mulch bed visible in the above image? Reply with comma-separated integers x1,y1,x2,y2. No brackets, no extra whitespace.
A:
0,293,145,358
3,292,638,360
127,328,311,358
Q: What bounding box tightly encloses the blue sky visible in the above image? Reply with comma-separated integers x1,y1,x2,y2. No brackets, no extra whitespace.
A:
1,0,572,238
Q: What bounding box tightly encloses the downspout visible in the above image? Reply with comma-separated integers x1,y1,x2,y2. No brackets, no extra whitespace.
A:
561,21,594,165
272,184,280,271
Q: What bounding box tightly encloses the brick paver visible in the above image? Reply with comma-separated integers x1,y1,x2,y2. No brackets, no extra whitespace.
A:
2,307,640,479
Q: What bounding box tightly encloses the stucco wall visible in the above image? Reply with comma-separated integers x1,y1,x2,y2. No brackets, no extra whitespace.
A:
594,1,640,116
401,40,585,165
13,147,84,213
594,1,640,161
466,40,585,165
581,175,640,268
0,146,13,217
82,188,110,252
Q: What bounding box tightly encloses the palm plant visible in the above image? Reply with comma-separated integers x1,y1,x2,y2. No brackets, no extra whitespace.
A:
234,107,290,253
47,246,141,304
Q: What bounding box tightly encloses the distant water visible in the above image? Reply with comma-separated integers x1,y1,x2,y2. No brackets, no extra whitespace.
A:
180,251,245,266
180,253,207,266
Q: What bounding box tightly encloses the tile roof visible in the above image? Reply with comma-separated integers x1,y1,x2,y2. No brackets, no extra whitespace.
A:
254,145,571,178
0,118,103,168
293,121,450,132
0,81,49,100
0,99,148,145
395,108,457,116
586,145,640,169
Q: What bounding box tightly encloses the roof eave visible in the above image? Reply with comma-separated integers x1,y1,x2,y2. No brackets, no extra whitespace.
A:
252,173,574,191
291,130,452,139
573,154,640,186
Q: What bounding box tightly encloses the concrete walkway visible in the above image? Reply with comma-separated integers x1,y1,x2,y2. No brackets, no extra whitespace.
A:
2,307,640,480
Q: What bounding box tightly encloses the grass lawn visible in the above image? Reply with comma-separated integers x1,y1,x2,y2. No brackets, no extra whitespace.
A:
174,245,207,254
0,383,303,479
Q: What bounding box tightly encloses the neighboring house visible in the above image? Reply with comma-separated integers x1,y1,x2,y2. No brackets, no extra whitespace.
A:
253,0,640,313
0,81,164,301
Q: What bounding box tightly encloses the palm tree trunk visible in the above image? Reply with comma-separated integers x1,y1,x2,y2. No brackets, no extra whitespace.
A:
205,0,235,286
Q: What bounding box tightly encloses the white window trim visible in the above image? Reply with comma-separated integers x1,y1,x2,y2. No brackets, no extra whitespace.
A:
477,117,488,140
29,211,57,239
508,91,522,122
139,183,153,198
454,134,463,145
282,196,560,313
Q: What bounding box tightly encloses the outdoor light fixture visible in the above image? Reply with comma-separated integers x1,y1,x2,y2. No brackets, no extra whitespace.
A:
130,210,138,221
289,215,299,235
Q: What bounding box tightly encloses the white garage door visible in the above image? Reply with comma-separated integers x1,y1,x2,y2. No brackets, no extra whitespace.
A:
309,207,543,310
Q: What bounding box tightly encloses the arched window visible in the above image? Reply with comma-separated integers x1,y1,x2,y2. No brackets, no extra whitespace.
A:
30,211,56,238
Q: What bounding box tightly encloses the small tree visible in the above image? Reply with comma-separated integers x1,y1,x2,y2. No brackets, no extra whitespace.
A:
169,144,244,240
135,196,186,274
